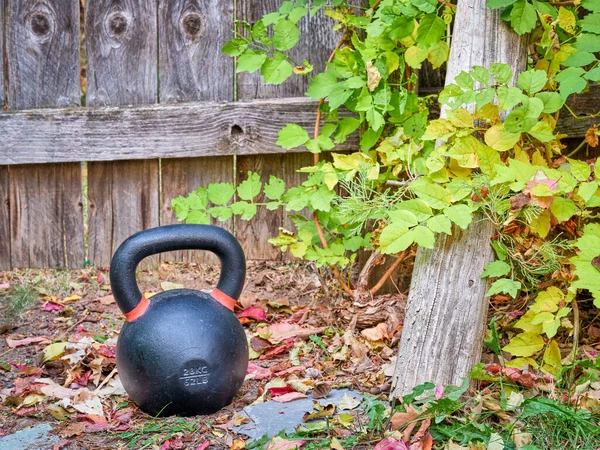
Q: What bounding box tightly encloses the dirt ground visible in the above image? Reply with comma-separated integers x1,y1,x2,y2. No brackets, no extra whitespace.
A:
0,261,407,449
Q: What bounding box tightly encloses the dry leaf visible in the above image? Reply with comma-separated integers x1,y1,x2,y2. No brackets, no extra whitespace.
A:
373,438,409,450
271,392,307,403
585,124,599,147
312,382,332,399
7,336,50,349
367,61,382,92
97,295,115,305
267,437,306,450
231,440,246,450
361,323,388,342
391,404,420,431
161,281,184,291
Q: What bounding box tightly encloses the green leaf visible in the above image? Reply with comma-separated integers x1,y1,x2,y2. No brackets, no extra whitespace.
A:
574,33,600,52
476,144,502,176
186,210,211,224
306,70,338,100
388,210,419,228
416,14,446,49
582,0,600,12
237,172,262,201
409,178,452,209
413,226,435,248
517,69,548,95
394,199,434,221
208,206,233,222
486,278,522,298
237,49,268,73
207,183,235,205
485,124,521,151
503,332,545,357
443,204,472,229
550,196,578,222
580,13,600,34
488,0,518,8
528,121,554,143
427,214,452,234
568,158,591,181
496,86,523,111
231,201,258,220
288,6,307,23
557,6,577,34
309,186,335,212
427,41,449,69
455,71,474,90
509,0,538,35
472,66,491,85
277,124,310,149
261,53,293,84
264,176,286,200
482,260,511,278
585,67,600,82
485,318,502,355
405,45,428,68
534,92,563,113
563,51,597,67
333,117,360,143
490,63,513,84
380,225,415,254
272,19,300,51
554,67,587,99
222,38,248,56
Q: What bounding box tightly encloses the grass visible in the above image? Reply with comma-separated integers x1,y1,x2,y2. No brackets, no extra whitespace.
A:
115,417,204,449
0,283,39,320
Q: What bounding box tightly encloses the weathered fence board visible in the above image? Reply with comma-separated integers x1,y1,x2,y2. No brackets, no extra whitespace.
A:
158,0,235,265
4,0,83,269
0,167,9,271
0,0,5,109
0,99,359,165
86,0,159,267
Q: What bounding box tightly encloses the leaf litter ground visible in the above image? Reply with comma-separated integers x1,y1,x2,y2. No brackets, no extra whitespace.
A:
0,262,407,449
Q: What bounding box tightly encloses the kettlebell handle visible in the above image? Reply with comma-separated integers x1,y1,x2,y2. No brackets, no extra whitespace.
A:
110,224,246,321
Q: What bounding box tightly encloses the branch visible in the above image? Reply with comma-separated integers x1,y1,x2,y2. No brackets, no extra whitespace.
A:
356,251,386,295
370,250,410,296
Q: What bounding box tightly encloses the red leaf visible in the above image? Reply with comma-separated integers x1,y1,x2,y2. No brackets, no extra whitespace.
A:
196,441,210,450
247,362,272,380
238,306,267,321
373,438,409,450
274,366,306,377
97,271,105,284
268,386,295,397
271,392,307,403
0,282,10,290
259,338,295,360
43,302,64,312
98,345,116,358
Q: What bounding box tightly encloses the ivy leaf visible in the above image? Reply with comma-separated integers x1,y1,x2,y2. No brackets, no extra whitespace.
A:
568,158,591,181
472,66,491,85
405,45,428,68
261,53,293,84
309,186,335,212
486,278,522,298
264,176,286,200
481,260,511,278
207,183,235,205
272,19,300,51
446,108,474,128
427,41,449,69
416,14,446,49
517,69,548,95
443,204,473,229
509,0,538,36
306,70,338,100
277,124,310,149
503,332,545,357
237,49,268,73
237,172,262,201
410,178,452,209
388,210,419,228
543,340,562,375
476,144,502,176
496,86,523,111
550,196,578,222
186,210,211,224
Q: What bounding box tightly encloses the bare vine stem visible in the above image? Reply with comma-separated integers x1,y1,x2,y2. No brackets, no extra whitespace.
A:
369,250,411,296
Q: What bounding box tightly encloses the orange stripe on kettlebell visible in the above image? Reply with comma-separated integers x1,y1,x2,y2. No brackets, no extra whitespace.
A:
211,289,236,311
125,296,150,322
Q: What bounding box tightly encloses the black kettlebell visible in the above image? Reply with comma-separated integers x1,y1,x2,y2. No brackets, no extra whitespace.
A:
110,224,248,417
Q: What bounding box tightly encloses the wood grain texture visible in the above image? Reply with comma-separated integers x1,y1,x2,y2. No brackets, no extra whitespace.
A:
4,0,83,269
391,0,528,397
0,99,357,165
0,0,5,109
6,0,80,109
85,0,157,106
158,0,233,103
160,157,234,264
9,163,83,268
88,160,159,267
0,167,10,270
158,0,235,264
86,0,159,268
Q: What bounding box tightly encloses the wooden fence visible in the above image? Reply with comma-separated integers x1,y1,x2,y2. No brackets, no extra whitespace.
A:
0,0,597,271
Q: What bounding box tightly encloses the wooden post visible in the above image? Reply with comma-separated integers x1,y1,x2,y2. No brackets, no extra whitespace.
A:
391,0,527,396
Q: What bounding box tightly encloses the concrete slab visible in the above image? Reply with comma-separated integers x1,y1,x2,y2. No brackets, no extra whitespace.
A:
0,424,59,450
233,388,363,440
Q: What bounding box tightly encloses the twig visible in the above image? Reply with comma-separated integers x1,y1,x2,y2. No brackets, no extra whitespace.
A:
549,0,574,5
356,252,386,295
571,297,580,362
566,138,587,158
370,250,410,296
313,213,353,295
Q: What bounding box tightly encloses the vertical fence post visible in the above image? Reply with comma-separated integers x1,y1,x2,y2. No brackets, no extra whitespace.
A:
158,0,235,265
86,0,159,267
5,0,83,269
0,0,9,271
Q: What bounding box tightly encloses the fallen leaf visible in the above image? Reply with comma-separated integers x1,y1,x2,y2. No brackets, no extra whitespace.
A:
231,440,245,450
268,298,290,308
6,336,50,349
274,366,306,377
267,436,306,450
312,382,332,399
268,385,295,397
434,385,444,400
391,404,420,431
330,438,344,450
97,295,115,305
264,322,324,343
196,441,210,450
237,306,267,321
585,124,598,147
302,403,335,422
62,294,82,303
339,393,360,410
361,323,388,342
246,362,272,380
373,438,409,450
0,282,10,290
43,302,65,312
59,422,88,438
272,392,307,403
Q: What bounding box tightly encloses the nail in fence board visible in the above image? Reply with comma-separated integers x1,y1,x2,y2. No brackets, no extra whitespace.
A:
86,0,159,267
158,0,235,265
5,0,83,269
236,0,341,260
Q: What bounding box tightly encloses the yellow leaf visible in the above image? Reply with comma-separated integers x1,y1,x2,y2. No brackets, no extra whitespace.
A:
405,45,428,69
485,124,521,152
505,357,539,369
62,294,82,303
542,340,562,375
557,6,577,34
427,41,449,69
42,342,69,363
531,150,548,167
330,438,345,450
503,332,545,357
529,209,551,238
514,309,543,333
446,108,474,129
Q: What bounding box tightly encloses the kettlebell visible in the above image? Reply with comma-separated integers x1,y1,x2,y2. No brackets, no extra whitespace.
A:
110,224,248,417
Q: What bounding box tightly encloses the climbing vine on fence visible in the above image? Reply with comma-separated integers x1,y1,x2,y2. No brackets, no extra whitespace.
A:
173,0,600,374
